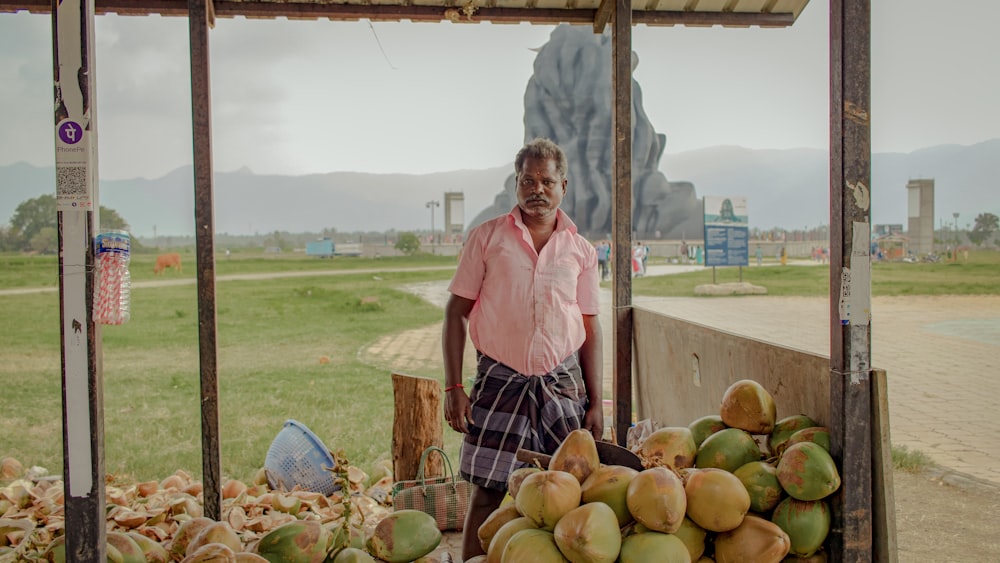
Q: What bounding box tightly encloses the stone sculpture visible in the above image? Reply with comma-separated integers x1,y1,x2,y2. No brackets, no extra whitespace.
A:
469,24,704,240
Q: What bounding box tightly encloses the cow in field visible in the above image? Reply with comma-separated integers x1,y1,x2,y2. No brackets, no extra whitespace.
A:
153,253,183,275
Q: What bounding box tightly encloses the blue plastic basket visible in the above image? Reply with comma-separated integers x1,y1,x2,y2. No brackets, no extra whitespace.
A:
264,419,340,495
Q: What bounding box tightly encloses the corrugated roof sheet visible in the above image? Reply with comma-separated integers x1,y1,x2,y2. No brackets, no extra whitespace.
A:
1,0,810,28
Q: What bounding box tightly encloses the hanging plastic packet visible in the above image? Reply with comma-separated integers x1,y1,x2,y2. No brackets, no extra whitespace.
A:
94,230,131,325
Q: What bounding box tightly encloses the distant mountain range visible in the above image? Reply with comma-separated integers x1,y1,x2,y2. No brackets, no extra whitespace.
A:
2,140,997,237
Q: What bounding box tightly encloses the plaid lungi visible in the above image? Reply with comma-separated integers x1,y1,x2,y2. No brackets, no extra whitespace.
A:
459,352,590,491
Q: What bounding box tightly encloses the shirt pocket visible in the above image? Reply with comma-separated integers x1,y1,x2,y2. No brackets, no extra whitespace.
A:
538,257,581,304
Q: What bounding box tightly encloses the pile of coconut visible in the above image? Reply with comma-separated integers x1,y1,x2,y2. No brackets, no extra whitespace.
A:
472,379,839,563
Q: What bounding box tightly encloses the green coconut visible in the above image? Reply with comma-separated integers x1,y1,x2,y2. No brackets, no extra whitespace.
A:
688,415,728,448
771,498,831,557
683,468,751,533
618,532,692,563
638,427,697,470
105,532,145,563
366,510,441,563
553,502,622,563
777,442,841,501
768,415,819,457
672,517,708,561
714,515,790,563
330,547,376,563
719,379,777,434
734,460,785,513
625,467,687,534
500,529,568,563
515,470,582,531
580,464,639,527
487,517,538,563
787,427,831,452
695,427,762,473
256,520,333,563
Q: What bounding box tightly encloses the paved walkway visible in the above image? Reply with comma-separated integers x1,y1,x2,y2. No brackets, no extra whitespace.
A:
363,266,1000,486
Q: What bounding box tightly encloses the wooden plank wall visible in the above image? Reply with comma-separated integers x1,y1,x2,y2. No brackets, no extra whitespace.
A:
631,306,831,429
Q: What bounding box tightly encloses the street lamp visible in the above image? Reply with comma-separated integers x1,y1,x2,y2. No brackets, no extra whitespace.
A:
426,200,440,254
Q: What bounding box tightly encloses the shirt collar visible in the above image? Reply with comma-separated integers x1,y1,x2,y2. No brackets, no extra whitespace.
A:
507,206,578,235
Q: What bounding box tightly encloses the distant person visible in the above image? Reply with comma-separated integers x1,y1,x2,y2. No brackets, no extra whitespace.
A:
780,246,788,266
755,245,763,266
596,240,611,281
680,240,689,263
442,138,603,560
632,242,646,277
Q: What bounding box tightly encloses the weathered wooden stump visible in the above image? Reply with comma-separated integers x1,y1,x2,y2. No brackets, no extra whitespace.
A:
391,372,444,481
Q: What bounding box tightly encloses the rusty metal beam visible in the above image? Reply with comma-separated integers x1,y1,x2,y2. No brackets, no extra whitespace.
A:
188,0,222,522
2,0,796,27
611,0,632,447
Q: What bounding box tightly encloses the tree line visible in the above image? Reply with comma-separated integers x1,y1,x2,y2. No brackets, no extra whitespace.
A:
0,195,129,254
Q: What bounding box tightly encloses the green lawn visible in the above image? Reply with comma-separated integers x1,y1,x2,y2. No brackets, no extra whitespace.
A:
0,263,457,483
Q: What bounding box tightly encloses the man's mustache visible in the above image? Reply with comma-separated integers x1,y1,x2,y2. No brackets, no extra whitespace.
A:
527,196,548,204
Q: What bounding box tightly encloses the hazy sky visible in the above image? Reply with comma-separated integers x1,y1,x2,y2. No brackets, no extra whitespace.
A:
1,0,998,181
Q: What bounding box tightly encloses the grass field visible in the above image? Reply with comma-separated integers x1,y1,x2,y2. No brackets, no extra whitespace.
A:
1,249,997,484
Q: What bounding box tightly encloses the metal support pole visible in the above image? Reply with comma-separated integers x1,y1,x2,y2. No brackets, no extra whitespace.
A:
829,0,873,560
188,0,222,521
54,0,106,558
610,0,633,447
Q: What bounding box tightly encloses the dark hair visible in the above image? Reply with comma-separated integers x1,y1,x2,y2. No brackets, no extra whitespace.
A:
515,137,568,178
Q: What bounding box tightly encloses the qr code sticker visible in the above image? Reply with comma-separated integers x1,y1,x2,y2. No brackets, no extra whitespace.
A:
57,166,88,196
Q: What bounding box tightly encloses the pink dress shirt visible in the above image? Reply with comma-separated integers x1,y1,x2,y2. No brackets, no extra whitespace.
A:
448,206,600,376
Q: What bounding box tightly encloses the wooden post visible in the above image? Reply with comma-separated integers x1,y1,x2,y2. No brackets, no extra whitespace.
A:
188,0,222,521
610,0,633,448
391,373,444,481
829,0,873,560
871,369,898,563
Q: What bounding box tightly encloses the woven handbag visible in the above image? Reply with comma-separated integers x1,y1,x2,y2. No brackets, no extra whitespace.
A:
391,446,471,531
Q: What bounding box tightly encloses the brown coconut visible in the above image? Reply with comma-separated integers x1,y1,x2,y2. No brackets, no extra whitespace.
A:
638,427,697,470
714,515,791,563
683,468,751,533
553,502,622,563
514,470,582,531
478,502,523,553
581,464,639,527
625,467,687,534
720,379,777,434
548,429,600,484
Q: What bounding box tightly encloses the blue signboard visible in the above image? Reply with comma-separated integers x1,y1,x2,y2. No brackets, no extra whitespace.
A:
703,196,749,267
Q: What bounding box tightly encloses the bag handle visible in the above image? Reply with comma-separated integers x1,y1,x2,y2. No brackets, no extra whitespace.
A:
416,446,458,495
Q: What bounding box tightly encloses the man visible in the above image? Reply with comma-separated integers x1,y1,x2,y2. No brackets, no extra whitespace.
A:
442,138,603,560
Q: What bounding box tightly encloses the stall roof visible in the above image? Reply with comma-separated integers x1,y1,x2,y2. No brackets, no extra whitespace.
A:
1,0,809,29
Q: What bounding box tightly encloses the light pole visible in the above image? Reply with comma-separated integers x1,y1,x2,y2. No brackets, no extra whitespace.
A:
426,200,440,254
